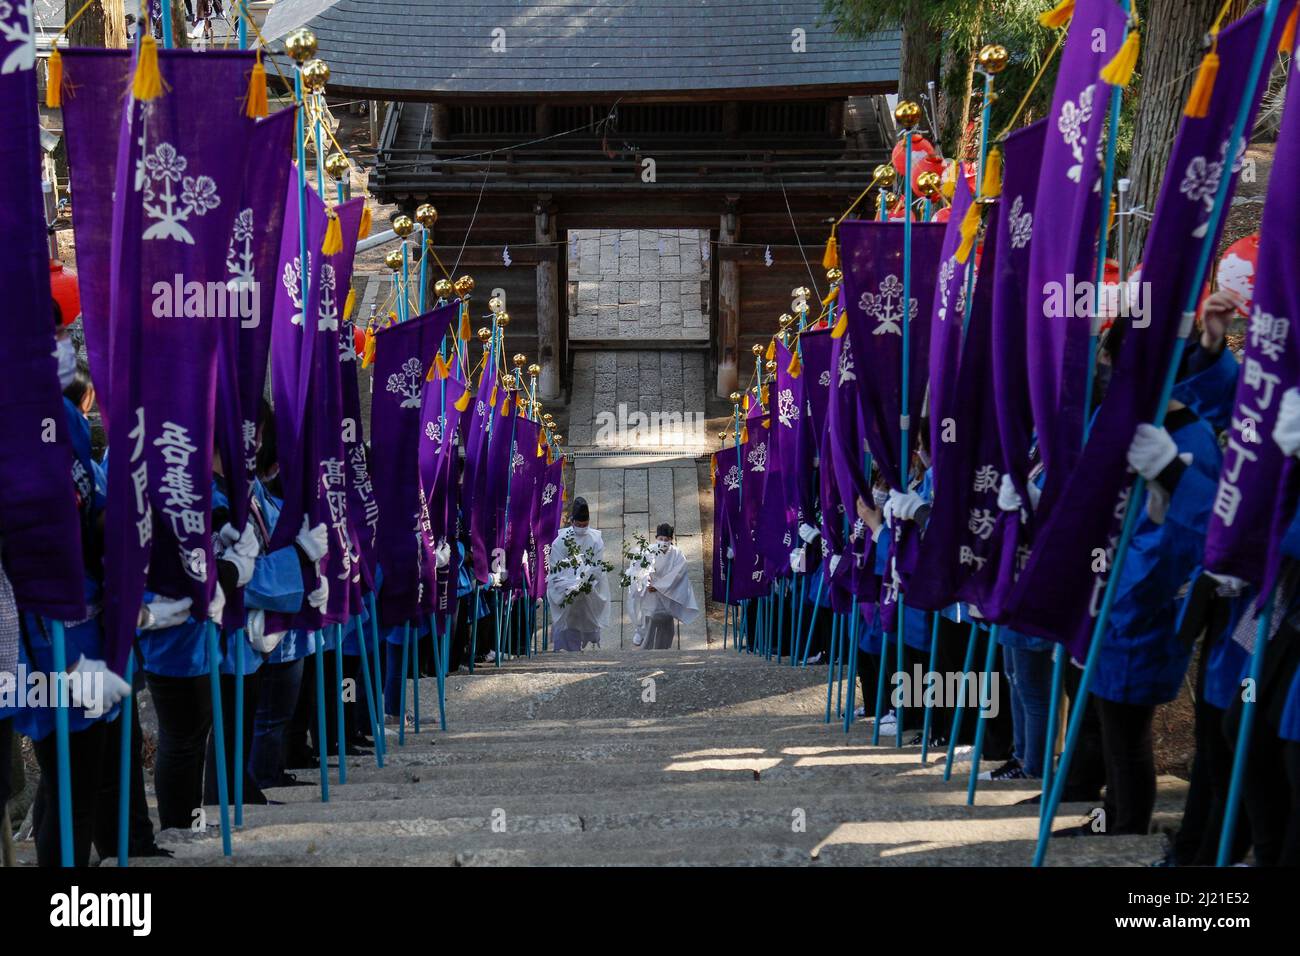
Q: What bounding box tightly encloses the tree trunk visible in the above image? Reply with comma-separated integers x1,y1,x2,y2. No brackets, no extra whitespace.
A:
897,4,941,103
66,0,127,47
1123,0,1245,268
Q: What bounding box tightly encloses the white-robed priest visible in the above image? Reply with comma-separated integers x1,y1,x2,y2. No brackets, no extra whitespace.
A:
628,523,700,649
546,497,612,651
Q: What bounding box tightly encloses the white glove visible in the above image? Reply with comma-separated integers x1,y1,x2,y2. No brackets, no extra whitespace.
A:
217,522,242,550
798,522,821,544
790,547,806,573
1205,570,1248,596
885,490,926,524
490,569,507,588
997,473,1023,513
1126,423,1178,481
1274,387,1300,458
208,583,226,626
307,576,329,610
828,554,841,577
221,522,259,587
138,596,193,630
435,539,451,569
69,655,131,718
245,609,287,655
296,516,329,563
726,546,735,560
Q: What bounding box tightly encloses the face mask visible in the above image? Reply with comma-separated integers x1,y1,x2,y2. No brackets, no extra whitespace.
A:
872,489,889,509
55,338,77,390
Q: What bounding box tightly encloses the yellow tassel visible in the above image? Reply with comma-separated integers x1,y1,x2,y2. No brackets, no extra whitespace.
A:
361,328,376,368
955,201,982,264
343,286,356,320
489,386,497,408
458,307,472,340
710,457,717,487
245,53,268,118
46,48,63,108
132,34,165,102
1282,7,1297,53
831,309,849,338
321,210,343,255
742,393,750,413
1100,27,1140,88
427,353,449,381
787,346,802,379
453,385,471,412
500,394,511,417
1184,49,1220,118
765,339,775,362
358,205,372,239
740,425,748,445
822,234,839,270
1038,0,1075,28
980,147,1003,199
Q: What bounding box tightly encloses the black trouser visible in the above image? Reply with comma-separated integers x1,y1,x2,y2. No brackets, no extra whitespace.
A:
1174,641,1250,865
449,598,472,672
203,671,266,806
92,686,158,859
929,617,972,743
31,721,106,867
250,658,305,789
1095,697,1157,836
145,672,211,831
1062,664,1107,802
1225,623,1300,865
856,647,880,716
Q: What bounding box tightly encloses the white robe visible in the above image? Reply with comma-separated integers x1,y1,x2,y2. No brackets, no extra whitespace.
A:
626,543,700,648
546,525,611,651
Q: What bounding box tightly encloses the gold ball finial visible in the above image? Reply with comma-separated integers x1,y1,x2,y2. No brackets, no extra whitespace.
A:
527,363,541,377
502,373,516,390
873,163,898,189
324,152,350,181
978,44,1009,74
512,353,527,369
894,100,923,129
496,312,511,328
284,28,318,62
434,278,454,299
487,295,504,314
765,360,778,374
792,287,811,300
391,214,415,239
477,327,492,343
453,275,475,297
728,391,742,404
383,250,403,272
414,203,438,228
778,313,794,328
916,170,943,199
301,58,330,93
718,431,729,443
750,343,764,357
827,266,843,283
552,433,563,444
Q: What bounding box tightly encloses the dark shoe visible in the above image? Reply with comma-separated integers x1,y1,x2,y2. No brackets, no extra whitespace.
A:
1053,820,1105,838
134,844,174,858
286,748,318,769
271,772,312,788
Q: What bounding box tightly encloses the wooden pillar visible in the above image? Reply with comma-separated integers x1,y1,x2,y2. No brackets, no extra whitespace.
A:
429,103,450,142
535,195,561,400
716,198,740,398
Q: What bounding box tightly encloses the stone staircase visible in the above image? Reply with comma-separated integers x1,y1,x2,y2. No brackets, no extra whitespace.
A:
130,648,1180,867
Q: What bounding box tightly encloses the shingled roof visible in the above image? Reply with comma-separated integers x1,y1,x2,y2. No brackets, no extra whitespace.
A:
261,0,899,99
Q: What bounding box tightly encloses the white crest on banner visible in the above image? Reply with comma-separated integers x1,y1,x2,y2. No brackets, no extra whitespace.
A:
723,464,741,491
1009,195,1033,249
777,387,799,428
837,336,857,386
282,253,310,326
747,441,767,473
425,420,443,445
140,143,221,244
1182,138,1246,238
0,1,36,74
818,369,831,388
386,356,424,409
226,209,255,288
541,482,557,506
859,274,917,336
1058,84,1094,183
317,264,338,331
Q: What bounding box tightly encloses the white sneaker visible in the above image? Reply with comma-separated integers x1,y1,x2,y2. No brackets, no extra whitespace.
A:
806,652,824,665
877,710,897,730
854,705,867,719
949,744,974,763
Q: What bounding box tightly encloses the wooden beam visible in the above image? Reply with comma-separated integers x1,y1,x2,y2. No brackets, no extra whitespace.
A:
535,196,561,400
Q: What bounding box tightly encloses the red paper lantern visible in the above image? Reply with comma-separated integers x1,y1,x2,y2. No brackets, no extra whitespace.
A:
50,260,80,327
1217,234,1259,316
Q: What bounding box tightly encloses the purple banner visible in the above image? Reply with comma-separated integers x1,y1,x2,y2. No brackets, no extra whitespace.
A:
99,50,258,672
836,220,946,490
59,50,134,429
927,174,975,454
1007,6,1289,649
1219,65,1300,589
371,303,455,626
1024,0,1128,502
0,19,86,619
530,457,565,601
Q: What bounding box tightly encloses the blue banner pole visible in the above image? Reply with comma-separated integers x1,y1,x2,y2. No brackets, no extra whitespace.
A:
206,622,234,852
312,630,330,802
116,649,135,867
334,623,346,785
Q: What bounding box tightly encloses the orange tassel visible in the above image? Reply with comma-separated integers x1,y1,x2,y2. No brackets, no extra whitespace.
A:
1282,7,1298,52
321,210,343,255
358,205,372,239
831,309,849,338
822,234,839,270
46,48,63,108
132,34,165,102
245,52,268,119
787,346,802,379
979,147,1003,199
1038,0,1075,28
1100,25,1140,88
955,200,982,264
458,306,472,340
343,286,356,320
361,328,376,368
453,385,471,412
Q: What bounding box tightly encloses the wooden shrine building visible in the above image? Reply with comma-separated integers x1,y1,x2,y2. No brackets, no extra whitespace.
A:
264,0,900,398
